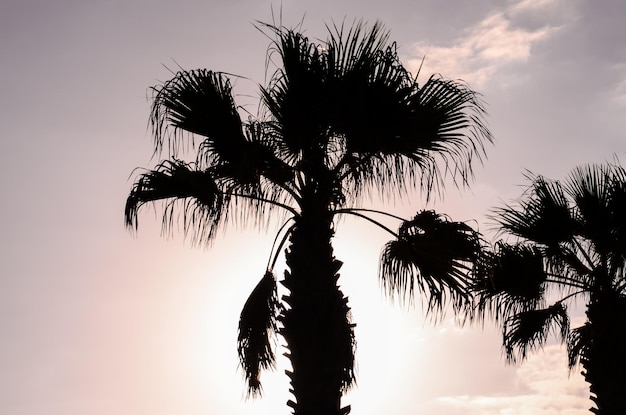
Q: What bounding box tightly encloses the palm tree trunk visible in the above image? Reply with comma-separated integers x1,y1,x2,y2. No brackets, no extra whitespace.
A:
279,200,354,415
582,290,626,414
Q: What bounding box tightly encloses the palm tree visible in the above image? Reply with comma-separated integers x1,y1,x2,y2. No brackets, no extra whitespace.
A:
472,161,626,415
125,21,491,415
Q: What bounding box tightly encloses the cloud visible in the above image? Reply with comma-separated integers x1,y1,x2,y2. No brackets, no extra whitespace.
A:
436,344,589,414
510,0,565,16
405,0,574,89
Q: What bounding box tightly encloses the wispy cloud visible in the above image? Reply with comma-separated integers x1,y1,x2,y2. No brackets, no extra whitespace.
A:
406,0,575,89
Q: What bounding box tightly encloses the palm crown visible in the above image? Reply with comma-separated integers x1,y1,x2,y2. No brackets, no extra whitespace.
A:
473,161,626,415
126,21,491,415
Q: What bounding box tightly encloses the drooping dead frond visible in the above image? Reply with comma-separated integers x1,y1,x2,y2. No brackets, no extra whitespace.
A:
237,271,281,398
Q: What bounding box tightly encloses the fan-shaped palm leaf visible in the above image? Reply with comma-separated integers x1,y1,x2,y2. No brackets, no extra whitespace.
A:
260,26,327,158
607,164,626,269
495,175,575,246
125,159,227,244
565,164,615,255
261,22,492,205
328,35,491,200
379,210,481,313
473,242,547,319
150,69,247,161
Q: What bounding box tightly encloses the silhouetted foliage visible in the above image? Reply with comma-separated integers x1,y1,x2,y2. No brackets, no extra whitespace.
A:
472,160,626,415
126,20,491,415
237,271,280,396
380,210,483,312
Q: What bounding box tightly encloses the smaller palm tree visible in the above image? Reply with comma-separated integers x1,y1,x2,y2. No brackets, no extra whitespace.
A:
472,161,626,415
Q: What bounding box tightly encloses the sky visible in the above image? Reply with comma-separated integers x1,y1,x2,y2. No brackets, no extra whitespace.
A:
1,0,624,414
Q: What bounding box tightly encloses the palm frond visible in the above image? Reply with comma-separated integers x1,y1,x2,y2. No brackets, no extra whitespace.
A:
567,323,591,370
208,121,293,189
260,26,326,158
325,20,391,79
192,121,298,230
380,77,488,196
544,242,593,285
474,159,626,410
379,210,482,315
125,159,227,244
608,163,626,276
261,22,492,205
237,271,281,398
566,163,615,254
150,69,247,160
503,303,569,363
474,242,547,308
472,242,547,320
326,28,491,201
494,175,575,246
403,76,491,188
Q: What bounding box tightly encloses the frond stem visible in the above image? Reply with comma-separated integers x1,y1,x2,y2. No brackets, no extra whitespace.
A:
333,154,368,183
334,209,399,238
334,207,407,222
556,289,587,305
268,178,301,204
267,218,297,271
545,274,589,290
226,191,299,216
572,237,596,271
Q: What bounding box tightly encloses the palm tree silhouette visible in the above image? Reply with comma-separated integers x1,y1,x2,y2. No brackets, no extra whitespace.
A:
473,161,626,415
125,21,491,415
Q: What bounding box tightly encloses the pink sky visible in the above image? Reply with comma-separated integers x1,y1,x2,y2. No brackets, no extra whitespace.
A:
1,0,624,413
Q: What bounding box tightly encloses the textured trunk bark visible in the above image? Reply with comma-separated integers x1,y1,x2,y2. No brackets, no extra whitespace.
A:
279,200,354,415
581,290,626,414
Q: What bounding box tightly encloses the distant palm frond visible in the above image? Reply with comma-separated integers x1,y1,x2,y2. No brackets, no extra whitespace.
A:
494,175,575,246
473,242,547,320
503,303,569,363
